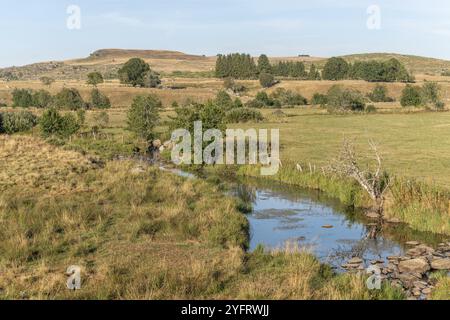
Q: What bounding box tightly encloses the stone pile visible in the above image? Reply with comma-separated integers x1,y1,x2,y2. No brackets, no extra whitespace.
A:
342,241,450,299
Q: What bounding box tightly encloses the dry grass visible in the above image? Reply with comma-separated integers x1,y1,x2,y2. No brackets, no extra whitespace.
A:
0,136,406,300
0,135,96,192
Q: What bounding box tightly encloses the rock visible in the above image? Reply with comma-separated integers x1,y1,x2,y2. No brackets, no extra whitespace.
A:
407,245,434,257
413,281,427,290
386,218,402,224
430,258,450,270
131,166,146,175
412,288,422,297
321,225,334,229
398,258,430,274
371,259,384,265
422,288,432,295
405,241,420,246
348,257,363,265
152,140,162,148
365,211,380,219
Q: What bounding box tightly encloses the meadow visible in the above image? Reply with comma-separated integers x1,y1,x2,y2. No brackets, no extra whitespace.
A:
1,51,450,300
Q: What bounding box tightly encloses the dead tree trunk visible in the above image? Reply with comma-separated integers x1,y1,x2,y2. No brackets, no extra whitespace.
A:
330,139,391,218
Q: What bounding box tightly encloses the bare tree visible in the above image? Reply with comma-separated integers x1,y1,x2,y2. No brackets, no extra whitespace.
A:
330,138,391,217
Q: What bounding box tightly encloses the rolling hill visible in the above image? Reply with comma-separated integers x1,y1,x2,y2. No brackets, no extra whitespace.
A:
1,49,450,81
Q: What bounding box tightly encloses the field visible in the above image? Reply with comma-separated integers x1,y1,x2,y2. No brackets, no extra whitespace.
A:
1,50,450,300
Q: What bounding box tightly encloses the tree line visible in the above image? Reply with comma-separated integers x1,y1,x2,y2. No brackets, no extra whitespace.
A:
216,53,413,83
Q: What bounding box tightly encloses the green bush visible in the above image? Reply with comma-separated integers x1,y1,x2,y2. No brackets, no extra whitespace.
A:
259,73,276,88
322,57,349,80
90,89,111,109
422,81,445,109
145,71,161,88
87,72,104,87
39,108,79,138
32,90,53,108
127,95,162,140
12,89,33,108
246,92,280,108
225,108,264,123
0,111,37,134
271,88,307,106
54,88,85,110
326,85,366,112
118,58,151,87
367,85,394,102
311,93,328,106
400,85,422,107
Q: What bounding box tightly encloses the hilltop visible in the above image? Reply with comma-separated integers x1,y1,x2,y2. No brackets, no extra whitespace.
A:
1,49,450,81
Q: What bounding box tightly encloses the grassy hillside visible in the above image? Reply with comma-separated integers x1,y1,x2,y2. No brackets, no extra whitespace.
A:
3,49,450,81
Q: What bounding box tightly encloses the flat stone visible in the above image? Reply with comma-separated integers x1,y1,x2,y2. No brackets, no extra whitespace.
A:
422,288,432,295
430,258,450,270
366,211,380,219
371,259,384,265
321,225,334,229
386,218,402,224
412,289,422,297
407,245,434,257
406,241,420,246
348,257,363,264
413,281,427,289
398,258,430,274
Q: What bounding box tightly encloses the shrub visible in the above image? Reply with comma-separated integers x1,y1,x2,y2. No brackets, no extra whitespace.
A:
40,76,55,87
422,81,445,109
322,57,349,80
223,77,246,94
127,95,162,140
90,89,111,109
145,71,161,88
326,85,366,112
246,92,280,108
367,85,394,102
0,111,37,134
225,108,264,123
12,89,33,108
365,104,377,113
259,73,276,88
400,85,422,107
32,90,53,108
271,88,307,106
311,93,328,106
93,111,109,128
118,58,151,87
54,88,85,110
215,90,235,110
87,72,104,87
40,108,80,138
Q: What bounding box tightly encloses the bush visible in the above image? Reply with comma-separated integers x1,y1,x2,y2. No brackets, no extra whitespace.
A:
311,93,328,106
12,89,33,108
90,89,111,109
40,108,80,138
422,81,444,109
367,85,394,102
118,58,151,87
93,111,109,128
32,90,53,108
127,95,162,140
225,108,264,123
259,73,276,88
145,71,161,88
246,91,280,108
223,77,246,94
400,85,422,107
40,76,55,87
215,90,235,110
54,88,85,110
87,72,104,87
0,111,37,134
365,104,377,113
326,85,366,112
271,88,307,106
322,57,349,80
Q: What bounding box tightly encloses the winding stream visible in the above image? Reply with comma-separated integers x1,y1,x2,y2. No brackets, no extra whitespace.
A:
161,167,447,271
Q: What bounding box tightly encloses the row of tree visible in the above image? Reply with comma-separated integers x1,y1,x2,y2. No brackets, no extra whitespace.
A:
11,88,111,110
322,57,413,82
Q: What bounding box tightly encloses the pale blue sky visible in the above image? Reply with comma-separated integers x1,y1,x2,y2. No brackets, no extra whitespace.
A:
1,0,450,67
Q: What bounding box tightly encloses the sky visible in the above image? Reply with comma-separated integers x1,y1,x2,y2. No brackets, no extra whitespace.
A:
0,0,450,67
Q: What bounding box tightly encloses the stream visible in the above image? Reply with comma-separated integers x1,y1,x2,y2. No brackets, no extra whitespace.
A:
161,167,447,271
